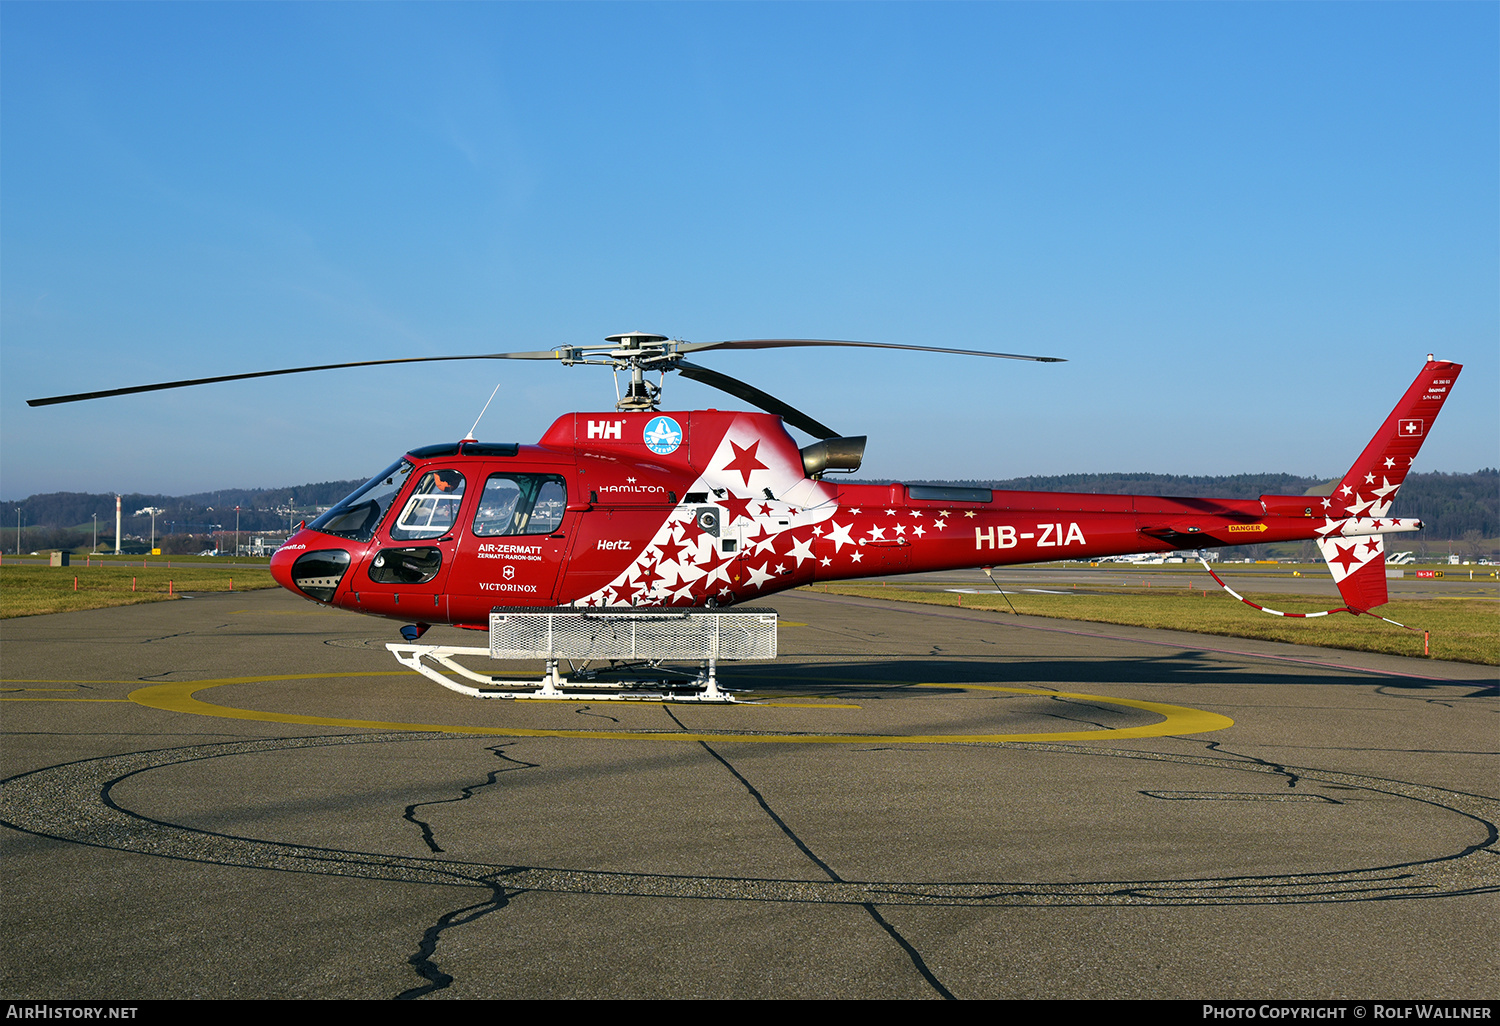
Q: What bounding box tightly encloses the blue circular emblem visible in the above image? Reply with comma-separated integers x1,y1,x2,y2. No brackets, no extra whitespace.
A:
642,415,683,456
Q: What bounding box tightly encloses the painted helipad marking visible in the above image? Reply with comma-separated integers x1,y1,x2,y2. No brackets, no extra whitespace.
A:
124,672,1233,742
2,732,1495,908
1,697,135,703
1,680,132,703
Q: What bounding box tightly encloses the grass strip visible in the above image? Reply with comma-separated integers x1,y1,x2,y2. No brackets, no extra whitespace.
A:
0,565,277,618
809,583,1498,665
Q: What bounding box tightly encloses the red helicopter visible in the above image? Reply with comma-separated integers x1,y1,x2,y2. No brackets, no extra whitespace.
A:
31,333,1460,700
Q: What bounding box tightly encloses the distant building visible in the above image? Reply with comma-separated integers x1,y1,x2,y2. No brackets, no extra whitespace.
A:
247,536,289,557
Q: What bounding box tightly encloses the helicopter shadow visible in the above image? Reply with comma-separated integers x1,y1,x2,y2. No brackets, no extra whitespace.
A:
712,652,1497,699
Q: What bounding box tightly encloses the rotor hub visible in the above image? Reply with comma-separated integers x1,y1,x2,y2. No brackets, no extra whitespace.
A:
605,332,670,348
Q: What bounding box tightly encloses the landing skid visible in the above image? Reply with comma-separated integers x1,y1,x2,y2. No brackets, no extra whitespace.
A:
387,606,778,703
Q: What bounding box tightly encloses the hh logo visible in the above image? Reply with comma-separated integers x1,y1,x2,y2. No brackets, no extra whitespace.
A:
588,420,624,440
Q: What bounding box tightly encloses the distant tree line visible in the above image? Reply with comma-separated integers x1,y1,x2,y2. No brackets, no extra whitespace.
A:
1,479,364,553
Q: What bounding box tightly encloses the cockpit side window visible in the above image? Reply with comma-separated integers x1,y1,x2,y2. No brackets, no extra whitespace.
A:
390,469,467,540
308,459,414,542
473,474,567,536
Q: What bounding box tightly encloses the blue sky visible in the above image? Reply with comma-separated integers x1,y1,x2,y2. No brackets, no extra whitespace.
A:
3,2,1495,499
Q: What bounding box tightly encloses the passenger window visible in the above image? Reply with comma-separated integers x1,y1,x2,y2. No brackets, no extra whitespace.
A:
473,474,567,536
528,479,567,534
390,470,466,540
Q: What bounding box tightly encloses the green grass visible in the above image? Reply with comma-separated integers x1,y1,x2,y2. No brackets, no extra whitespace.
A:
0,564,277,618
810,582,1499,665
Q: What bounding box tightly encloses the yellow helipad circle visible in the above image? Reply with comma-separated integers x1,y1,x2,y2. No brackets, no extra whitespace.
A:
127,673,1233,743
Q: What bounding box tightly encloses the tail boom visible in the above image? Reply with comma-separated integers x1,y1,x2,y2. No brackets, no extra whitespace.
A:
805,357,1457,614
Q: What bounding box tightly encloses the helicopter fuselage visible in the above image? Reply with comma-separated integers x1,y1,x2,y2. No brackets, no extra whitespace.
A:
270,358,1449,630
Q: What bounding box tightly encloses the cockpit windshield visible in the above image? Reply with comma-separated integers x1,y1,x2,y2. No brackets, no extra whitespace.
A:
307,459,414,542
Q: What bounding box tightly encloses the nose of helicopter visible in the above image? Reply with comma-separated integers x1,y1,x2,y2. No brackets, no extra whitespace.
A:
271,530,355,604
268,534,305,592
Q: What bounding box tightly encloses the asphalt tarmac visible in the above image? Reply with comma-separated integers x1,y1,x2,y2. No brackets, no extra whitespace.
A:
2,587,1495,1000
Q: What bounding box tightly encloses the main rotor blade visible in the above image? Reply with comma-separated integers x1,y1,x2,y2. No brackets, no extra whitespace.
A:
26,350,567,407
676,338,1066,362
674,360,840,440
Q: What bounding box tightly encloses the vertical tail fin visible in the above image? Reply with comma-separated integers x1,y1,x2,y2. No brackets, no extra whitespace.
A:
1327,358,1461,519
1315,357,1461,610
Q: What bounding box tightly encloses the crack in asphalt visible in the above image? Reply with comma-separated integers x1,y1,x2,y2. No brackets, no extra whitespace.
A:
402,743,539,855
1199,738,1304,789
1041,694,1124,731
397,742,540,997
663,706,956,999
397,880,520,1000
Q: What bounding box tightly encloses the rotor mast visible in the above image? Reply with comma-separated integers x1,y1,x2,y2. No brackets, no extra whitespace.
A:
605,331,671,411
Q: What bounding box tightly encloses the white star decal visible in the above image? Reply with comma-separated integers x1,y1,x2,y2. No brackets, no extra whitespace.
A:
1369,479,1399,517
1364,473,1376,484
963,511,977,518
746,563,774,590
1340,485,1353,496
788,536,815,566
912,525,925,538
868,526,887,541
894,524,906,536
826,520,855,552
819,556,831,566
885,508,897,516
849,551,863,563
1384,457,1396,468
